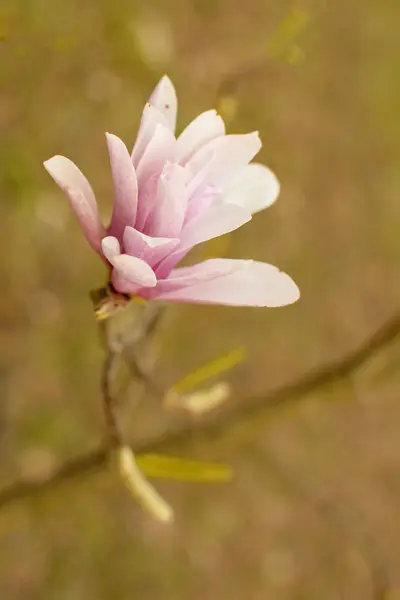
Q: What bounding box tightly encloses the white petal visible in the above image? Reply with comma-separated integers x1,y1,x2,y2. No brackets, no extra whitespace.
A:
131,103,169,167
221,163,280,214
112,254,157,287
185,150,216,199
186,132,262,187
155,190,243,278
148,75,177,132
176,110,225,164
101,236,121,262
136,124,176,187
152,259,233,294
106,133,138,240
179,203,251,248
43,155,105,254
151,259,299,306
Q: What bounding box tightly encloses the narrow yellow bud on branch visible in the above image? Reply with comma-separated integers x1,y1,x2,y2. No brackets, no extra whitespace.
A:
165,382,231,415
171,347,246,395
116,446,174,524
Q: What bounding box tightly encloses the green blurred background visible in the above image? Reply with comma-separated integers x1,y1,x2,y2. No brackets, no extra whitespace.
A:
1,0,400,597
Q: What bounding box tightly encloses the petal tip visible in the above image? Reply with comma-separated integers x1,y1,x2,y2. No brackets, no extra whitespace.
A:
158,74,175,90
43,155,65,174
101,236,121,262
275,272,300,306
105,131,123,146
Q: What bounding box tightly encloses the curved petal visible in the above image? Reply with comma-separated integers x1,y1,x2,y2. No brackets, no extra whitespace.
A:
150,259,299,307
134,174,158,232
131,103,169,167
156,202,251,280
112,254,157,287
43,155,105,253
153,249,189,280
185,132,261,187
179,203,251,249
148,75,177,132
101,235,121,262
176,110,225,164
111,269,140,295
144,162,187,238
136,124,176,187
221,163,280,214
123,226,179,267
185,150,215,200
106,133,138,240
183,185,217,225
146,259,232,297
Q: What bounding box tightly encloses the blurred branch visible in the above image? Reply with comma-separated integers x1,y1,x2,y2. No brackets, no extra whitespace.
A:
99,320,121,449
95,300,174,522
1,312,400,510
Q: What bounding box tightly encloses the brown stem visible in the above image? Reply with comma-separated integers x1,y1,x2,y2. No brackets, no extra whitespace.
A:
0,312,399,510
101,346,120,448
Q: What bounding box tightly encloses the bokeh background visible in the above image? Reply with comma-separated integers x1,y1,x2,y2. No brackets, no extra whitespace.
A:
1,0,400,597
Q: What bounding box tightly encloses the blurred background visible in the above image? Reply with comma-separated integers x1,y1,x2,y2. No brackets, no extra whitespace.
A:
1,0,400,597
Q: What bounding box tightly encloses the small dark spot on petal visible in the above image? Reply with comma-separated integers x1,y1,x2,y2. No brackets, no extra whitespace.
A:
165,104,170,109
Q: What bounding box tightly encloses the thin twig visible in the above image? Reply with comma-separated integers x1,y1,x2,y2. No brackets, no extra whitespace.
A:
97,303,174,521
101,347,120,448
98,318,122,448
122,348,165,399
0,312,399,510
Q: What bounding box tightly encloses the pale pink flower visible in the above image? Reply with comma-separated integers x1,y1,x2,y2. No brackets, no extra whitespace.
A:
44,76,299,307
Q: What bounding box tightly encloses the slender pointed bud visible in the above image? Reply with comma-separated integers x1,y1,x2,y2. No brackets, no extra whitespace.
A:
116,446,174,523
164,382,231,415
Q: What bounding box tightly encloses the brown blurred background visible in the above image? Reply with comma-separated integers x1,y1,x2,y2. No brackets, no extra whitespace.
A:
1,0,400,598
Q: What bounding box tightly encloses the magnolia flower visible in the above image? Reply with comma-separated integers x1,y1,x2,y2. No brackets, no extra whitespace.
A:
44,75,299,308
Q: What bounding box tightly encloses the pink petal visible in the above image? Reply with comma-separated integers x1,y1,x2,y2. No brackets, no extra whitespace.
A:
144,162,187,238
179,203,251,248
102,235,156,288
182,150,218,226
123,226,179,267
136,124,176,188
101,236,121,262
148,75,177,132
176,110,225,164
186,132,261,187
106,133,138,240
153,249,189,280
134,174,158,232
131,104,169,167
43,155,105,254
151,259,300,307
156,202,251,279
221,163,280,215
111,269,140,295
145,259,230,298
183,185,217,225
185,150,216,199
112,254,157,287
